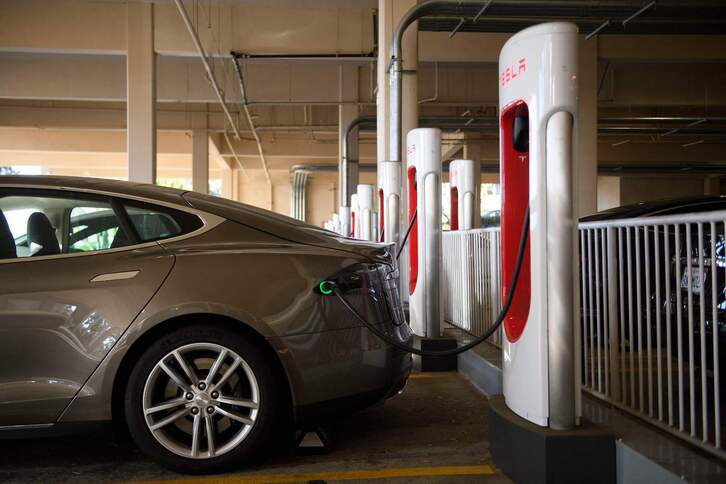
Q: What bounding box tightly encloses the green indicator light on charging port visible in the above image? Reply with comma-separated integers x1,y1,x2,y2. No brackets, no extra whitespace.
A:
318,280,334,295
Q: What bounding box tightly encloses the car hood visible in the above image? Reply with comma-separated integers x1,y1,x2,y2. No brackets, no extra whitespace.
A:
182,192,393,263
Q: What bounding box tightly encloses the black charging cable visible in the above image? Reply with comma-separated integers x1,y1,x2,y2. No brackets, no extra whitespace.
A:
396,208,417,261
331,207,530,357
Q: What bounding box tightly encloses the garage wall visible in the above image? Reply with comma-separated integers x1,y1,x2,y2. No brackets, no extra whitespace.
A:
597,176,622,212
620,176,706,206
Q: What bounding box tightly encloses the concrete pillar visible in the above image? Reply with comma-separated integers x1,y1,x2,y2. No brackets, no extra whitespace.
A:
126,2,156,184
577,36,598,217
208,133,233,199
232,170,241,201
396,0,418,221
463,141,482,228
191,137,209,193
379,0,418,298
376,0,392,167
191,113,208,194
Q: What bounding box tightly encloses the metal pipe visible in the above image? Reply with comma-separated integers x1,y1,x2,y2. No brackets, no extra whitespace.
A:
473,1,494,23
622,1,657,27
173,0,241,140
419,62,439,104
449,18,466,38
340,116,376,208
586,20,611,40
232,52,376,64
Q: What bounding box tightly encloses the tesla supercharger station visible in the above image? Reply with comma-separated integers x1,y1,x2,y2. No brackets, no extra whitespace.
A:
356,184,375,241
449,159,477,230
339,206,351,238
378,161,401,244
350,193,360,238
499,21,578,430
489,23,613,484
330,213,341,235
406,128,443,339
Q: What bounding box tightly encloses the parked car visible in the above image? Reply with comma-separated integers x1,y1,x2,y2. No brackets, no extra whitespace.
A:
480,210,501,228
0,176,412,473
581,196,726,398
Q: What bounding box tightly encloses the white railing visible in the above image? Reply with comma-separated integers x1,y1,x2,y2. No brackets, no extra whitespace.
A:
443,210,725,460
442,228,502,346
580,211,725,460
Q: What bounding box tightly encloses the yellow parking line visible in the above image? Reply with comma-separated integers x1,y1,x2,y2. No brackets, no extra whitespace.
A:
132,464,496,484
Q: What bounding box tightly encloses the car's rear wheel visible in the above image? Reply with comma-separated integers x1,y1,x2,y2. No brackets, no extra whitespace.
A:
124,324,280,473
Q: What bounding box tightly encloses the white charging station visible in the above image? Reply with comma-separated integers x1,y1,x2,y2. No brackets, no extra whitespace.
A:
330,213,341,235
378,161,402,245
406,128,443,338
356,184,375,241
339,206,351,238
449,159,478,230
498,22,578,429
350,193,360,238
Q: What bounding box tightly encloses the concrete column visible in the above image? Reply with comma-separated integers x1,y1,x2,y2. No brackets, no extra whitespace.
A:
395,0,418,218
191,113,208,194
577,36,598,217
380,0,418,298
232,170,241,201
191,129,209,194
463,141,482,228
126,2,156,184
376,0,392,167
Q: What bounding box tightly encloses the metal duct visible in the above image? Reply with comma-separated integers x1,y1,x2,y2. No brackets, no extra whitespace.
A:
290,169,311,221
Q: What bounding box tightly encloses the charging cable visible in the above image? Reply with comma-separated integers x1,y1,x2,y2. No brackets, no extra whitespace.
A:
330,207,529,357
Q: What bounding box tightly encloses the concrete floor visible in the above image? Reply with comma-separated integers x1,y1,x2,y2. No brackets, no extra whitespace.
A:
0,372,511,484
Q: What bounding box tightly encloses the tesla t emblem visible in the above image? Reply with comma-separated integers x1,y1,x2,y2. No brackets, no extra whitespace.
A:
500,58,526,86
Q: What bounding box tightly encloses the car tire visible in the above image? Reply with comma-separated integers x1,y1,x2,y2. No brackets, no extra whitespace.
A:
124,323,282,474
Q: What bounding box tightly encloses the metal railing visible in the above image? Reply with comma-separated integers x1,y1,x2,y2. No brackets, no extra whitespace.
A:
442,227,502,345
442,210,725,460
580,211,724,460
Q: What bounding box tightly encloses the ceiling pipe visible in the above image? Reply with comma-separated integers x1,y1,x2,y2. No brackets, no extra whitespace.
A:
232,52,377,64
340,116,376,210
172,0,241,140
387,0,726,162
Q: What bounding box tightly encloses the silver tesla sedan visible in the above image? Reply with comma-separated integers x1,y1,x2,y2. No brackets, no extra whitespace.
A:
0,176,412,473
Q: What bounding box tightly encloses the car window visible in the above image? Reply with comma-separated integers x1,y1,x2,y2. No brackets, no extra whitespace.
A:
123,202,203,242
68,206,121,252
0,189,132,260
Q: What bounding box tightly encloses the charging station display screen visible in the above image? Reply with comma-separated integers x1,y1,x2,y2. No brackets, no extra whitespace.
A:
378,188,384,241
500,101,531,342
450,186,459,230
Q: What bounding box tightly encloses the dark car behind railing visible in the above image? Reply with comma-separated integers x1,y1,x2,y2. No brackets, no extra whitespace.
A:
580,196,726,400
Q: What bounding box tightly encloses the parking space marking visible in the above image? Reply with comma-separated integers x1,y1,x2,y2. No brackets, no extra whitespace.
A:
132,464,497,483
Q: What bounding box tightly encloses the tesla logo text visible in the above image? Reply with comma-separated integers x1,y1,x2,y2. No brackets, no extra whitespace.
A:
407,144,416,161
500,58,526,86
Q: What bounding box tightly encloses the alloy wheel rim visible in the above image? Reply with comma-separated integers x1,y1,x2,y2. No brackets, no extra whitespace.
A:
142,342,260,459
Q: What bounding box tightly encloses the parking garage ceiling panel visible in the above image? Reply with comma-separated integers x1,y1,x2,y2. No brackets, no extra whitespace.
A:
417,1,726,35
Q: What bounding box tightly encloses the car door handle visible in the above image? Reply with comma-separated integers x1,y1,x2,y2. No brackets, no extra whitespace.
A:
90,270,140,283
